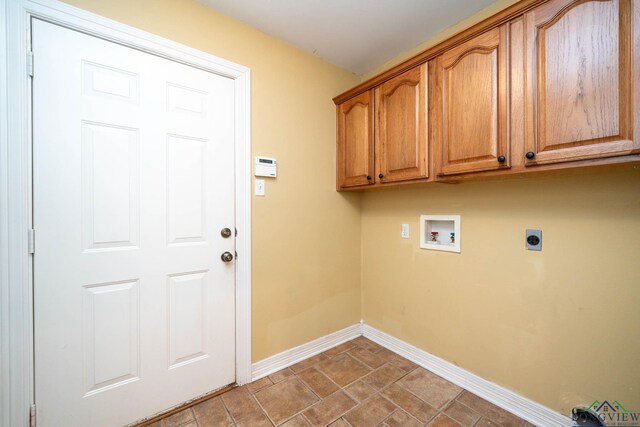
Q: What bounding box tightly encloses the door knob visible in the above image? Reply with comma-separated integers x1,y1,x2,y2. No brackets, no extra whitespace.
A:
221,251,234,263
221,227,232,238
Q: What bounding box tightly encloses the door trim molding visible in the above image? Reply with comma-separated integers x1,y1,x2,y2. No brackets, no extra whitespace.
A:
0,1,252,426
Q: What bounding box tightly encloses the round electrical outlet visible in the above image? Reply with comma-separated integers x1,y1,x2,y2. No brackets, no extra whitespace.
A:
527,235,540,246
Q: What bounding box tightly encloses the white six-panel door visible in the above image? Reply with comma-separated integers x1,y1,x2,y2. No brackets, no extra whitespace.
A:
32,19,236,426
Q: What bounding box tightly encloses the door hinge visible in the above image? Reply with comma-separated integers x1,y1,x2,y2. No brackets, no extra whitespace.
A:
30,404,36,427
28,229,35,254
27,51,34,77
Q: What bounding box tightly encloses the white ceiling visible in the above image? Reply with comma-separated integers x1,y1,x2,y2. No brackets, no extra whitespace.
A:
196,0,496,75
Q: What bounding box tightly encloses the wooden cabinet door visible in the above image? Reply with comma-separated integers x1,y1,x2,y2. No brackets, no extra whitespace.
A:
375,64,428,183
435,25,509,176
523,0,639,165
336,90,375,188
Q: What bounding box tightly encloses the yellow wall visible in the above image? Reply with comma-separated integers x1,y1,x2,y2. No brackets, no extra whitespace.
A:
357,0,640,415
361,169,640,414
60,0,362,361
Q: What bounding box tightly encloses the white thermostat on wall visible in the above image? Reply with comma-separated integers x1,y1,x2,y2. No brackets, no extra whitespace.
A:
255,157,277,177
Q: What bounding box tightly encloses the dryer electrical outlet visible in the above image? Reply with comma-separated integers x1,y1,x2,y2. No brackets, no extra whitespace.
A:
526,229,542,251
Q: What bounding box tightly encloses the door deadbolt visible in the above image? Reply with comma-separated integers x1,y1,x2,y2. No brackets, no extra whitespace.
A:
221,227,232,238
221,251,234,263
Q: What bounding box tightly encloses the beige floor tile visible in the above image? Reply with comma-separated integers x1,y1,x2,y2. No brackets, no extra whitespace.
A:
428,413,463,427
161,409,195,427
280,414,312,427
322,341,357,357
297,367,340,398
221,386,262,422
290,353,328,373
361,364,406,390
397,368,462,409
316,353,372,387
247,377,274,394
351,337,384,353
344,380,377,403
269,368,295,383
456,392,522,427
327,419,351,427
443,401,481,426
343,394,397,427
151,344,530,427
474,417,501,427
303,390,357,427
235,411,274,427
192,397,234,427
376,348,418,372
381,383,437,423
348,346,386,369
381,409,422,427
254,377,319,425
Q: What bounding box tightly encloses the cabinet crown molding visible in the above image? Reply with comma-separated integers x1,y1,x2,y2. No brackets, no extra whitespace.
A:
333,0,550,105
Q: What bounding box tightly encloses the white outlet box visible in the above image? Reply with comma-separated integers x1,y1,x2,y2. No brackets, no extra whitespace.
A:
401,224,410,239
420,215,461,253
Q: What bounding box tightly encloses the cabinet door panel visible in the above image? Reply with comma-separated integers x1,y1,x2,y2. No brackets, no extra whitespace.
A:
376,64,428,183
524,0,639,165
437,26,509,175
337,90,374,188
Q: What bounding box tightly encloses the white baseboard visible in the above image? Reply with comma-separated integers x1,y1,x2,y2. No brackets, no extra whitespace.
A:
251,322,571,426
362,324,572,427
251,323,363,381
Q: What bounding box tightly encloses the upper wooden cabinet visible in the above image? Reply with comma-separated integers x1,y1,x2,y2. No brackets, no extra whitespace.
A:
523,0,640,165
434,25,509,176
333,0,640,191
375,64,428,183
336,90,374,188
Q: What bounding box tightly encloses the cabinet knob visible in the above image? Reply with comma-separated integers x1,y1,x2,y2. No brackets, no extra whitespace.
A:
525,151,535,159
497,155,506,163
366,175,372,181
378,173,384,179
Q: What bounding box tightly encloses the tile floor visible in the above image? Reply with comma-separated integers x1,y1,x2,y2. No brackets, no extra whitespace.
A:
151,337,536,427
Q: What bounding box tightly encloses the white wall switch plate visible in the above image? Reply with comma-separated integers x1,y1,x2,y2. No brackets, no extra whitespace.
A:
401,224,410,239
255,179,265,196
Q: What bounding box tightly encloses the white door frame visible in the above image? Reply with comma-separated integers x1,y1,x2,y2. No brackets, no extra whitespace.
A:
0,1,252,426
